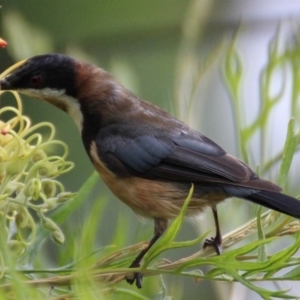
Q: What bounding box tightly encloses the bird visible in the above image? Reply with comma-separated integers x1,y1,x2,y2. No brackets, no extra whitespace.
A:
1,53,300,288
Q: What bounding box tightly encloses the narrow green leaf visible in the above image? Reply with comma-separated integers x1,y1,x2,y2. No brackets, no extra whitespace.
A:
142,184,194,266
257,206,267,263
281,265,300,280
277,118,299,188
75,195,107,264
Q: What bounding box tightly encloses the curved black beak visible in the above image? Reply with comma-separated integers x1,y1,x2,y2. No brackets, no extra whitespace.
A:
0,59,28,91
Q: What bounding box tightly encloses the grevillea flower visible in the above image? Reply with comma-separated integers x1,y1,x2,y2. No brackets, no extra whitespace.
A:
0,73,75,268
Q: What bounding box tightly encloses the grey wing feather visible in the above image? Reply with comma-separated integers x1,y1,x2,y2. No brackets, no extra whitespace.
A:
100,131,254,183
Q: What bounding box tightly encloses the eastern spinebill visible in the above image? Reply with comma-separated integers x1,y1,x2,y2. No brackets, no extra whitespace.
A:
1,53,300,288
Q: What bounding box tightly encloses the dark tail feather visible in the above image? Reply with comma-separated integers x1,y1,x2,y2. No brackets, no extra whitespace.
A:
246,190,300,219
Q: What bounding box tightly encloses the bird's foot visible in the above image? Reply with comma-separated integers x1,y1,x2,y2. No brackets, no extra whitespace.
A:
203,237,222,255
126,272,143,288
126,261,143,288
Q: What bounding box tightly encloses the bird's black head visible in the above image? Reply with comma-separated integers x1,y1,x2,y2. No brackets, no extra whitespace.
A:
0,53,131,132
0,53,77,98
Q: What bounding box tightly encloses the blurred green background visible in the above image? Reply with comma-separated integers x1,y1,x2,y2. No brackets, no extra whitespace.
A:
1,1,300,299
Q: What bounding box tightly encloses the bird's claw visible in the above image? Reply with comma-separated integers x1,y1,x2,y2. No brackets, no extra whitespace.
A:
126,261,143,288
203,237,222,255
126,272,143,288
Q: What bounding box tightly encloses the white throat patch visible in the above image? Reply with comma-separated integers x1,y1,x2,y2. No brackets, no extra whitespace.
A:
20,88,83,131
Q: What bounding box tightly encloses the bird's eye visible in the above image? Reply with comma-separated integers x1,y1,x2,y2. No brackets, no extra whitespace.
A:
29,75,42,87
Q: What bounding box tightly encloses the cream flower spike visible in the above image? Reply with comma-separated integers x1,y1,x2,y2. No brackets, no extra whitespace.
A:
0,64,75,270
